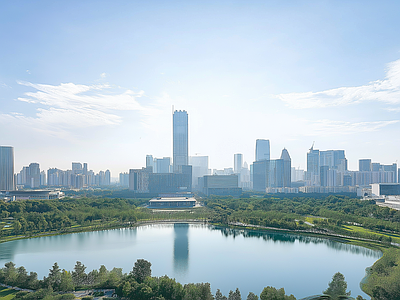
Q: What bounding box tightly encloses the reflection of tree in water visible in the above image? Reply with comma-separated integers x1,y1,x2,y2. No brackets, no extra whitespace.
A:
0,240,18,262
211,226,381,258
174,223,189,275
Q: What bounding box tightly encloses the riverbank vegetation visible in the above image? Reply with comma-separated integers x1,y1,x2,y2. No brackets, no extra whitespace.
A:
2,194,400,298
0,197,208,242
0,259,357,300
205,195,400,244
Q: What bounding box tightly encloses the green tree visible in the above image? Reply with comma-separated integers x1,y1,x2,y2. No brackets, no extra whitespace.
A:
59,270,74,292
47,262,62,290
71,261,87,287
215,289,227,300
4,262,17,285
183,283,213,300
228,288,242,300
323,272,351,300
260,286,296,300
159,275,184,300
13,220,22,235
131,259,152,284
97,265,108,287
247,292,259,300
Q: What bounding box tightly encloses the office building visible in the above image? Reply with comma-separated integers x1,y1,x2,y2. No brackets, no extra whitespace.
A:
0,146,15,191
149,169,192,194
280,148,291,188
200,174,242,196
252,148,292,192
28,163,41,188
255,139,270,161
154,157,171,173
234,153,243,174
359,159,372,172
319,150,347,172
146,155,154,171
173,110,188,172
189,155,209,189
306,145,320,185
119,172,129,187
72,162,83,174
129,168,152,193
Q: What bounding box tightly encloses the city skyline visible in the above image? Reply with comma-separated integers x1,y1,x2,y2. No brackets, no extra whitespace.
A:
2,1,400,175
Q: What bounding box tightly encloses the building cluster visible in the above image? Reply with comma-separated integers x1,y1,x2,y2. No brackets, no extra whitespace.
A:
300,145,398,193
1,109,400,198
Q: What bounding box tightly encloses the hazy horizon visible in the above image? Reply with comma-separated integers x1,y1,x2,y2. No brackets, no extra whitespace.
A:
2,1,400,176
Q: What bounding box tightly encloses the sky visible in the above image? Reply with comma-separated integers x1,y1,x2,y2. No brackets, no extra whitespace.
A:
1,0,400,176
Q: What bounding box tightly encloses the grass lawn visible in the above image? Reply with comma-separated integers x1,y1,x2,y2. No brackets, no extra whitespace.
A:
0,287,17,300
342,225,400,243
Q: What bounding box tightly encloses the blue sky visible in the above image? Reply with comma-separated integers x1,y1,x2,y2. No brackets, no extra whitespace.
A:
1,0,400,175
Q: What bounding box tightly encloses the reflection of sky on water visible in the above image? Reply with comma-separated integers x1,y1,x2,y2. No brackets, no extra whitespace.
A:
0,224,381,299
173,223,189,276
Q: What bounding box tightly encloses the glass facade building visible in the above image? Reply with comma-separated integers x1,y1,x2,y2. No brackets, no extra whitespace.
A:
173,110,188,173
0,146,15,191
255,139,270,161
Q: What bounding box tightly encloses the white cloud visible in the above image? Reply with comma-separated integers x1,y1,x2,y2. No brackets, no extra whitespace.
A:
100,73,107,78
0,81,148,139
306,119,399,136
277,59,400,109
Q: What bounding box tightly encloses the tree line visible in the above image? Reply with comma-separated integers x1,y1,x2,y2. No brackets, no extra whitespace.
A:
0,259,366,300
204,195,400,241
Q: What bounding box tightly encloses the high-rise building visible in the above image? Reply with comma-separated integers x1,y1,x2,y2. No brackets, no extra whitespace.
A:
280,148,291,188
189,156,209,189
28,163,40,188
154,157,171,173
306,145,320,185
146,155,154,171
119,172,129,187
0,146,15,191
255,139,270,161
40,171,47,186
173,110,188,172
319,150,347,172
359,159,372,172
72,162,83,174
234,154,243,174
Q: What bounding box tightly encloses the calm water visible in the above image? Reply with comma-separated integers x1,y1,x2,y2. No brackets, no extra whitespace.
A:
0,224,381,299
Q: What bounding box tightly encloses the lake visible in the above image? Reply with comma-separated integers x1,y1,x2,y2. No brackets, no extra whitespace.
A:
0,223,381,299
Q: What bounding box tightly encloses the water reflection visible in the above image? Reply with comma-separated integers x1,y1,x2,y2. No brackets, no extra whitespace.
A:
0,227,139,266
174,223,189,275
211,226,381,258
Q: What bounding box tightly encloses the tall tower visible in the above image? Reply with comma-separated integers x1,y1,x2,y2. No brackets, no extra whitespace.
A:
234,154,243,173
0,146,15,191
307,144,320,185
280,148,291,188
173,110,188,172
255,139,270,161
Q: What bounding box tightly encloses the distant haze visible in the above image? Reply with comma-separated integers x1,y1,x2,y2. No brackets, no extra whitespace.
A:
1,1,400,175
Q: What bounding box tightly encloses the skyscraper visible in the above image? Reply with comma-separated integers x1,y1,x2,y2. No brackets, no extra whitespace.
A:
234,153,243,174
306,145,320,185
173,110,188,172
359,159,372,172
28,163,40,188
146,155,154,171
0,146,15,191
255,139,270,161
280,148,291,188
